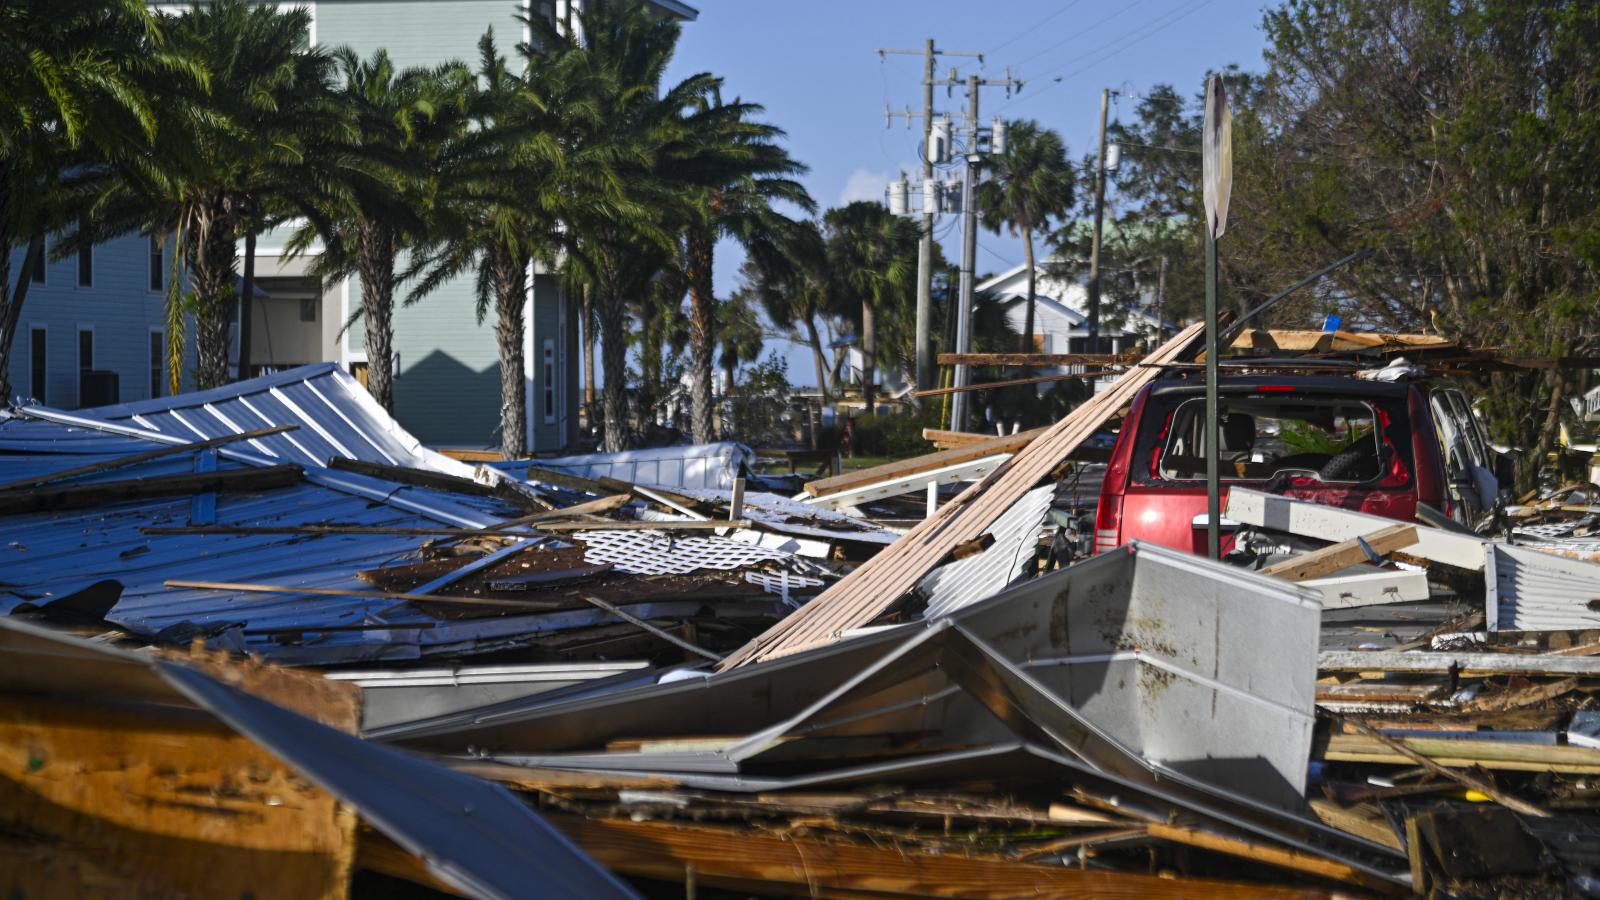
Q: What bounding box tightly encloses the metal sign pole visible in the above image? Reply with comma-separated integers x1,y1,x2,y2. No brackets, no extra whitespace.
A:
1201,75,1232,561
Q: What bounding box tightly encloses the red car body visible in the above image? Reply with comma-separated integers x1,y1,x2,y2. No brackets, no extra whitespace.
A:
1094,375,1455,556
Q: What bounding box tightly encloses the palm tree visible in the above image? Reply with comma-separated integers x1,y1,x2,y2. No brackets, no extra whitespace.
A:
0,0,180,400
976,119,1075,352
823,202,919,415
527,2,721,452
408,29,569,459
735,222,833,398
679,94,813,444
91,0,345,392
288,49,470,413
716,289,766,437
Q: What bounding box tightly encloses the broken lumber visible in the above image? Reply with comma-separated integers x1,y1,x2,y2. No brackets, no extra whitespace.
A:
937,351,1137,367
727,320,1207,668
1318,650,1600,676
911,369,1123,397
923,426,1048,450
0,464,302,515
545,814,1332,900
1227,330,1452,352
1338,718,1555,815
577,594,724,663
1144,822,1396,891
1227,488,1487,570
0,424,297,493
1260,524,1418,582
163,578,563,610
804,429,1043,498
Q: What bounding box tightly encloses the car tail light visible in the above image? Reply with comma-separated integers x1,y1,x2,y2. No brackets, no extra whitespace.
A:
1094,495,1123,553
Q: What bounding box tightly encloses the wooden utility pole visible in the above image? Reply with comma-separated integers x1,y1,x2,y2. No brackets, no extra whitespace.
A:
1086,88,1112,354
878,42,982,395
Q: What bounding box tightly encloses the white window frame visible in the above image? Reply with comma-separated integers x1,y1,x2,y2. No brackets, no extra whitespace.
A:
27,324,46,404
76,325,96,406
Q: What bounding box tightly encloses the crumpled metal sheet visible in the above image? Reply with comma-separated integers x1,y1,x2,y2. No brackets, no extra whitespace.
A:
502,442,755,491
577,529,797,575
0,617,636,900
918,484,1054,619
668,487,898,545
27,363,470,475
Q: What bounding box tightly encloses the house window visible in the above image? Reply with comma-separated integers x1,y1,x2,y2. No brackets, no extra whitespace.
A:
299,298,317,322
28,327,45,403
78,242,93,287
149,331,163,398
149,235,163,291
30,240,45,284
542,338,557,424
78,329,94,403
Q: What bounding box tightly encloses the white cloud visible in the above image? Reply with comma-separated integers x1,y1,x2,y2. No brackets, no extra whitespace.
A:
837,168,890,206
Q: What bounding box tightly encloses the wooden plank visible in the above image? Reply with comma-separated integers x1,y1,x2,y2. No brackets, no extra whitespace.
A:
1308,799,1403,853
163,578,563,610
0,424,298,493
804,431,1042,498
1324,720,1587,778
937,351,1137,367
0,464,302,515
728,321,1208,668
329,456,498,497
1319,649,1600,676
1227,330,1452,352
921,427,1048,450
1333,720,1561,810
0,693,356,899
1259,525,1418,582
438,447,505,463
911,369,1123,398
546,813,1332,900
1145,822,1397,892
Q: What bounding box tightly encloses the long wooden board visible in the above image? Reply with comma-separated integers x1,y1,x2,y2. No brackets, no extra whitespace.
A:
1259,524,1417,582
547,813,1332,899
803,429,1045,498
727,321,1207,668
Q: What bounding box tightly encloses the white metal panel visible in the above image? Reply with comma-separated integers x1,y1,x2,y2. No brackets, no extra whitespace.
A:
1226,487,1486,570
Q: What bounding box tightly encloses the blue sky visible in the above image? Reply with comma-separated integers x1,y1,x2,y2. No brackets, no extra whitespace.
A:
664,0,1275,383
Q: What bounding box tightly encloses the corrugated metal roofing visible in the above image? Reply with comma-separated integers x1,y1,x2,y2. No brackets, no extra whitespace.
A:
503,442,753,490
918,484,1054,619
21,363,471,475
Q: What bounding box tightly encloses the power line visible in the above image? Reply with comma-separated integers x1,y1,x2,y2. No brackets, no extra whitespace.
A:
985,0,1089,59
1011,0,1148,70
999,0,1218,113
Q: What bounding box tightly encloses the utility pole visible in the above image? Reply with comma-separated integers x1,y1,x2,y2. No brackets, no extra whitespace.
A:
878,42,981,395
1086,88,1113,355
948,68,1022,431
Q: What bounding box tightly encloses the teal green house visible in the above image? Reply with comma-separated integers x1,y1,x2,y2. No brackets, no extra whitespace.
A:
153,0,698,450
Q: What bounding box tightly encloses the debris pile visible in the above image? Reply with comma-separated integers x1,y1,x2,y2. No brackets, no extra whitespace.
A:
12,335,1600,896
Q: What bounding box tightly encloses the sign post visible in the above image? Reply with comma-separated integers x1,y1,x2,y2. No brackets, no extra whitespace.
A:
1201,75,1232,561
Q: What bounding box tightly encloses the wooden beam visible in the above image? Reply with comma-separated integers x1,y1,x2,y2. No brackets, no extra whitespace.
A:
937,352,1137,367
1336,718,1550,817
1145,822,1397,892
329,456,497,497
163,578,564,610
577,594,725,662
546,814,1333,900
1259,525,1418,582
805,430,1042,498
0,464,302,515
922,426,1049,449
1318,649,1600,676
911,369,1123,398
0,424,298,493
1227,330,1452,352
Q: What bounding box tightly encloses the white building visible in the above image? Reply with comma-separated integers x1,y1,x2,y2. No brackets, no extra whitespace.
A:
975,263,1168,354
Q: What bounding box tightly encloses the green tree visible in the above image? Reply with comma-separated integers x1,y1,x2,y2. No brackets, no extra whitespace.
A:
1235,0,1600,483
408,29,571,458
976,119,1075,352
823,201,920,414
289,49,471,413
0,0,181,400
92,0,344,392
733,221,834,398
680,92,813,444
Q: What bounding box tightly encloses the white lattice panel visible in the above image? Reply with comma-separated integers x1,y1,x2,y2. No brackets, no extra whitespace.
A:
578,529,794,575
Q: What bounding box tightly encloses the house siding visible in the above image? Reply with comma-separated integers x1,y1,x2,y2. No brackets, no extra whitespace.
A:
6,234,193,407
314,0,529,70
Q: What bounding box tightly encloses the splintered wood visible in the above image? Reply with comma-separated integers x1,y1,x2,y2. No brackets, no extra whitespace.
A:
723,321,1207,668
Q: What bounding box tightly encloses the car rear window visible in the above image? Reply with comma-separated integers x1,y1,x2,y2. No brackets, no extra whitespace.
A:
1134,390,1415,488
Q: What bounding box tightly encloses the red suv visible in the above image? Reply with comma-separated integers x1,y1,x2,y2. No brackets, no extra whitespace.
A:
1094,372,1501,556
